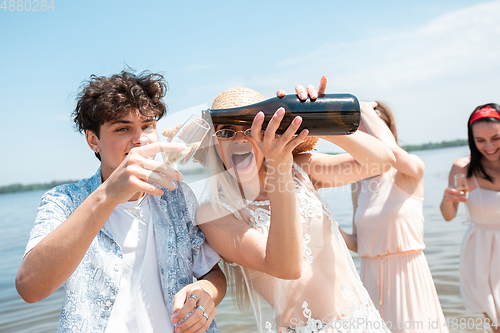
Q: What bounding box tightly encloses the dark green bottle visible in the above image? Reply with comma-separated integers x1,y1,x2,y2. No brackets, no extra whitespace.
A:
203,93,360,136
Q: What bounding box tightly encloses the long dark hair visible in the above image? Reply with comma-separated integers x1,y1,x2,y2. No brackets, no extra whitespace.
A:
467,103,500,182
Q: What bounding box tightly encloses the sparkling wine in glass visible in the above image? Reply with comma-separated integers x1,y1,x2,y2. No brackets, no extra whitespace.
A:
161,116,209,168
123,115,210,224
454,173,474,225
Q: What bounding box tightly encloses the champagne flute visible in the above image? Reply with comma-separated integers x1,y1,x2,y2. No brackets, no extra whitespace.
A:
454,173,474,225
123,115,210,224
161,115,210,167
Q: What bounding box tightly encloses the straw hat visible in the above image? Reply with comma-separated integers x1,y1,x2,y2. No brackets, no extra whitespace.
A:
162,87,319,166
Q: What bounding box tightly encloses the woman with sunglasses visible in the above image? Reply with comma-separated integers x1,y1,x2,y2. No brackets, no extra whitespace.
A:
440,103,500,332
194,77,396,332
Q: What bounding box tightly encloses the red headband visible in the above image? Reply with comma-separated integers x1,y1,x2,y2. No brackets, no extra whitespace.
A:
470,106,500,124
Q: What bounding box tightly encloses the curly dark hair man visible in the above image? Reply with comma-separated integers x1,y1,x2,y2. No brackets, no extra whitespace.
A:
16,69,226,333
72,70,168,160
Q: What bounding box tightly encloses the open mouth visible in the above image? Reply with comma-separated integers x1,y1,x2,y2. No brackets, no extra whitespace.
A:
485,149,499,156
231,150,254,169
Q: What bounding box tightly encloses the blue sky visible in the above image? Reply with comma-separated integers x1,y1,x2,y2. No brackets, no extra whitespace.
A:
1,0,499,186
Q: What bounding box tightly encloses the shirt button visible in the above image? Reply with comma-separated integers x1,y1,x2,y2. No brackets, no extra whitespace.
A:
114,264,119,272
105,301,112,307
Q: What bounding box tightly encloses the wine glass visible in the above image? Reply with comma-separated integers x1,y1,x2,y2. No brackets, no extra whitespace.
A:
123,114,210,224
454,173,474,225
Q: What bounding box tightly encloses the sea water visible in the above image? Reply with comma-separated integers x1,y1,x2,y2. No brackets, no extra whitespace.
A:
0,146,486,333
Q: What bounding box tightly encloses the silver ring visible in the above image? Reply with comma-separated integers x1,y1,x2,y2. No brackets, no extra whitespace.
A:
196,304,206,312
202,311,209,320
188,294,199,303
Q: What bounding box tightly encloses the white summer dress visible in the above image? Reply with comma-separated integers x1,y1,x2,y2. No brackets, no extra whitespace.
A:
354,170,448,333
460,175,500,326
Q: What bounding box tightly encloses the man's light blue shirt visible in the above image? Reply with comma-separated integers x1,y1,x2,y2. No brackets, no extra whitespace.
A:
26,168,220,333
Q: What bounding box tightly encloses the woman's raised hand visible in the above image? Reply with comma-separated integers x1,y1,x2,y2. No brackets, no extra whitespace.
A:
250,108,308,174
276,75,328,100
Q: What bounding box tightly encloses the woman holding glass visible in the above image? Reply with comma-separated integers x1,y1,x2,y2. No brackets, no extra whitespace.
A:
195,79,395,332
440,103,500,332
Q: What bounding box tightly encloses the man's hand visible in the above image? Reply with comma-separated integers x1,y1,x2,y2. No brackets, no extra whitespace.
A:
171,265,226,333
104,142,187,204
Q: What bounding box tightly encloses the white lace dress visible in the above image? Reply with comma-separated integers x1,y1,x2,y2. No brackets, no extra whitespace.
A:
221,164,390,333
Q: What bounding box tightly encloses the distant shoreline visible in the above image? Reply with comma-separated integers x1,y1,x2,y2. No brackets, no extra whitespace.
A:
401,139,467,152
0,168,207,195
1,140,467,194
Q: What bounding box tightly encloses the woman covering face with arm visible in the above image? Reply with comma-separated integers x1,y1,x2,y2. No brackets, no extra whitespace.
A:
328,95,448,333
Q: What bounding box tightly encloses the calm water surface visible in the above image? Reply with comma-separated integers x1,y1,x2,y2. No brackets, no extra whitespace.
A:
0,146,492,332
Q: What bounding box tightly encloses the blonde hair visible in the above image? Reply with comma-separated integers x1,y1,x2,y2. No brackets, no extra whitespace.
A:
204,132,257,310
204,87,266,311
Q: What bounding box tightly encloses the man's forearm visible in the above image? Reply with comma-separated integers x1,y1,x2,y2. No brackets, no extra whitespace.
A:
16,185,117,303
198,264,227,306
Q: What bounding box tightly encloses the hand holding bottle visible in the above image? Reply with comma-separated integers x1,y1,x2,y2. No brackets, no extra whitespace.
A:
250,107,308,174
206,75,359,137
275,75,360,137
276,75,328,101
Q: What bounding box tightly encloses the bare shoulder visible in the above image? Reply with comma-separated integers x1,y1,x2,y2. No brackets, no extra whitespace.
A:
293,152,315,175
293,152,314,166
446,156,470,181
195,200,242,229
452,156,470,169
450,157,470,175
197,201,214,215
195,202,219,226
